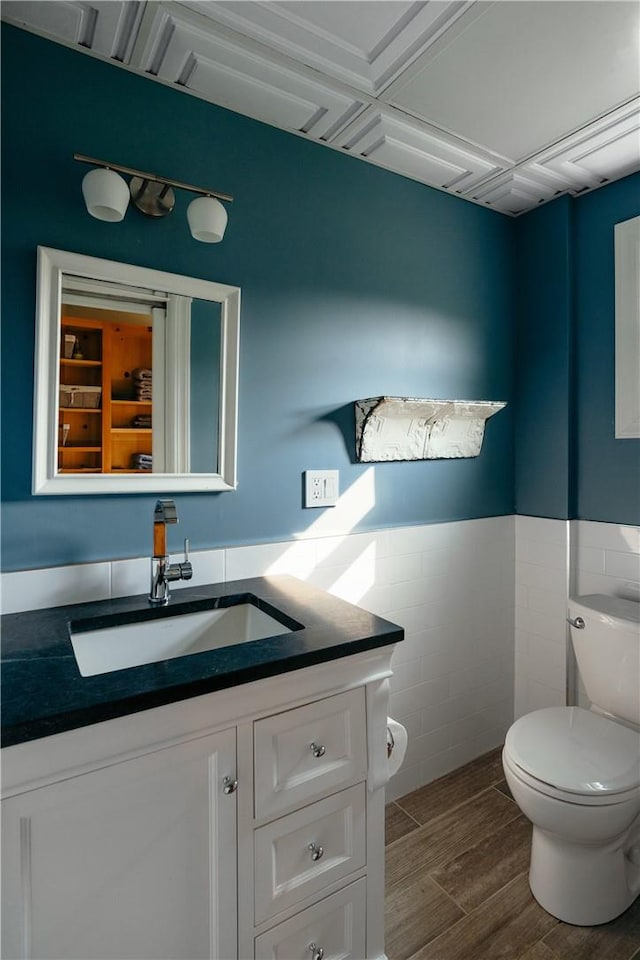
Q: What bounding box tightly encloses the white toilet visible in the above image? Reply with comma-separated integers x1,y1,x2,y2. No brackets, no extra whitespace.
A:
503,594,640,926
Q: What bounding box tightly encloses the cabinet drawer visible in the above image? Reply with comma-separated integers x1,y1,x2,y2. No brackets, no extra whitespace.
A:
254,783,366,925
254,688,367,818
254,877,366,960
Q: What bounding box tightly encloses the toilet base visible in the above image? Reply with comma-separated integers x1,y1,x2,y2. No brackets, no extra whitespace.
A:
529,824,640,925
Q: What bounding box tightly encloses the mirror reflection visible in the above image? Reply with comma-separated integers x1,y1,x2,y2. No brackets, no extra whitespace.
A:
33,247,239,495
58,279,222,475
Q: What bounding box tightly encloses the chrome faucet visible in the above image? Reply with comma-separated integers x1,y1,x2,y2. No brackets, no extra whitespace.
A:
149,499,193,605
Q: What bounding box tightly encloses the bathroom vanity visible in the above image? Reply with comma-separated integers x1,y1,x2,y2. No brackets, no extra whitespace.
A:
1,576,403,960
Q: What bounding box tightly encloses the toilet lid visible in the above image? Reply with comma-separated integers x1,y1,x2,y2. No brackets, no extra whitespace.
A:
505,707,640,797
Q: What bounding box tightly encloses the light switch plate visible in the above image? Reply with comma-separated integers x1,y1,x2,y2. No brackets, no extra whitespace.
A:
304,470,339,507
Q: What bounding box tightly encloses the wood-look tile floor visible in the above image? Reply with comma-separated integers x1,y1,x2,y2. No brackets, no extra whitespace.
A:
385,748,640,960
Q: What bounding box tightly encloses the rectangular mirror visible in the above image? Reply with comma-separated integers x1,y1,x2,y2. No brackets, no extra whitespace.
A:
33,247,240,494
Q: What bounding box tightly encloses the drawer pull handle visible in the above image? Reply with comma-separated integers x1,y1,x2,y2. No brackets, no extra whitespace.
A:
222,776,238,795
308,842,324,861
309,742,326,758
308,943,324,960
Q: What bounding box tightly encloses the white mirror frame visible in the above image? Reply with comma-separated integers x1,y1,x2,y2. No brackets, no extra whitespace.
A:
614,216,640,439
33,247,240,494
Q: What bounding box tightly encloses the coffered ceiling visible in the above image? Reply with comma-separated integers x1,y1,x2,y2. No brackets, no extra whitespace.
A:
3,1,639,215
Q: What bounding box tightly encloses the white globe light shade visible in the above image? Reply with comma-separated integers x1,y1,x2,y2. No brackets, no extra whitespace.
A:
187,196,228,243
82,168,130,222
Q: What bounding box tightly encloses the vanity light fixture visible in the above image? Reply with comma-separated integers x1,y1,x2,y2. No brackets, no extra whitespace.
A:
74,153,233,243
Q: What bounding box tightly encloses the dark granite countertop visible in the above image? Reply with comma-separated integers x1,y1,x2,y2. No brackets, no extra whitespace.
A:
1,575,403,748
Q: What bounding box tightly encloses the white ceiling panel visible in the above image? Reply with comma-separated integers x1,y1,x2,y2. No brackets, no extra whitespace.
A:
2,0,144,61
527,99,640,192
334,106,503,192
135,6,366,140
180,0,473,94
578,129,640,183
3,0,639,215
387,1,640,162
463,169,562,216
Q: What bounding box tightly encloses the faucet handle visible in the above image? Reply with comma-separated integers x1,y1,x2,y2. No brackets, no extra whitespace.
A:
154,499,178,524
179,538,193,581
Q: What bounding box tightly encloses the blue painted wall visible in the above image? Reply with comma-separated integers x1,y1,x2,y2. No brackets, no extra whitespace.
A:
513,173,640,524
1,26,515,571
574,175,640,524
514,197,573,519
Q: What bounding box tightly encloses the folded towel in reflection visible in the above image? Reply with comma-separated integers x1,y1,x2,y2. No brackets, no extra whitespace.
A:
132,415,152,428
131,452,153,471
132,368,152,381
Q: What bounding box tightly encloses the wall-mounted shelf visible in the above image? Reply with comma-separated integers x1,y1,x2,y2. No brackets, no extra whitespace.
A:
355,397,506,462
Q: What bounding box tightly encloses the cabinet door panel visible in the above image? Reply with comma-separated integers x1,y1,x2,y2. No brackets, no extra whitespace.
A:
2,729,236,960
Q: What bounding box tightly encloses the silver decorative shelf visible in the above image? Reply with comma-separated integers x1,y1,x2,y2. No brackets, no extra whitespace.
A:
355,397,506,463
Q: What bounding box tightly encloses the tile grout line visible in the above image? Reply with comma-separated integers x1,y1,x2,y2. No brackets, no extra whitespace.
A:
393,748,504,814
428,873,469,916
391,800,422,830
403,871,542,960
385,806,524,896
489,784,513,802
390,782,518,847
535,931,564,960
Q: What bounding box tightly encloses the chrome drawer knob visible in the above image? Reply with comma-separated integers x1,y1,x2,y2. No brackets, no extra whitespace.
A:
310,742,326,758
566,616,585,629
222,775,238,795
308,842,324,861
308,943,324,960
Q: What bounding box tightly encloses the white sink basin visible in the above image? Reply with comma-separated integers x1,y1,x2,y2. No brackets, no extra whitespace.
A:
70,602,294,677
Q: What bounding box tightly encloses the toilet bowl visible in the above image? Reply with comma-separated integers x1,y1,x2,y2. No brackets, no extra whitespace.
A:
503,707,640,925
504,595,640,926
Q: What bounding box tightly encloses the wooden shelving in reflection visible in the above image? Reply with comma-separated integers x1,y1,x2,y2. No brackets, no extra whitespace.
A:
60,358,102,367
58,316,152,475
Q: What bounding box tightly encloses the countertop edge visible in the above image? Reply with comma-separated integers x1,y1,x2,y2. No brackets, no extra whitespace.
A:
2,575,404,747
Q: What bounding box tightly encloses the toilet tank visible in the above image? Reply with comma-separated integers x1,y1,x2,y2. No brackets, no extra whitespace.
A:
569,594,640,725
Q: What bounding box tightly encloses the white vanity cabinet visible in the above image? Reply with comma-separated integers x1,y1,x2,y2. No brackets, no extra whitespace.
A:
1,648,394,960
2,728,238,960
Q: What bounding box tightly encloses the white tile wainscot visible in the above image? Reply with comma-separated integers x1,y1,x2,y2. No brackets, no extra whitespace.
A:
573,520,640,708
514,516,569,719
0,516,516,800
575,520,640,602
514,517,640,720
381,516,515,800
0,561,112,614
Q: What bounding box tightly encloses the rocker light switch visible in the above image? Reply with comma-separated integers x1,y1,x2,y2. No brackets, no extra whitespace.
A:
304,470,339,508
